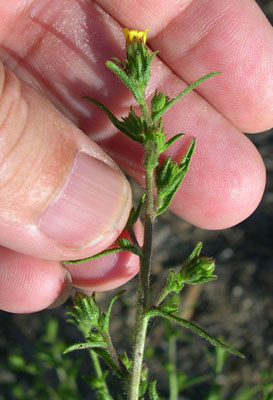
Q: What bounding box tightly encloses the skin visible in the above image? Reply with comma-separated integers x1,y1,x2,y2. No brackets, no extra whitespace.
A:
0,0,272,313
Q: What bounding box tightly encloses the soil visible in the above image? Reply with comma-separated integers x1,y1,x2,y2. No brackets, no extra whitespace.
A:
0,1,272,399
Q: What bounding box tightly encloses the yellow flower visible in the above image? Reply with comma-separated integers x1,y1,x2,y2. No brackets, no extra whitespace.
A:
123,28,149,44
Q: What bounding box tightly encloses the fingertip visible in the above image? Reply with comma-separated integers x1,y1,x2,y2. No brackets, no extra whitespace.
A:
0,247,72,313
171,133,266,230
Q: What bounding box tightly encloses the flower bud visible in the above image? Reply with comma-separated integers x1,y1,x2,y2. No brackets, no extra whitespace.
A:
181,256,216,285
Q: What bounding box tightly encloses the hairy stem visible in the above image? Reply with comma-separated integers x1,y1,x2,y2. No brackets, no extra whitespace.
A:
103,330,126,376
127,146,156,400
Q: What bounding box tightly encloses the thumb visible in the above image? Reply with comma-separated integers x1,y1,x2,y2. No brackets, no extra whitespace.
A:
0,62,131,260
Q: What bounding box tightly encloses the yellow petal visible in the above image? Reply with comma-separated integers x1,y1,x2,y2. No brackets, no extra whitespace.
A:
123,28,149,44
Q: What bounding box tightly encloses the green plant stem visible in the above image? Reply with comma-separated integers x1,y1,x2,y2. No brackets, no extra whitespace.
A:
90,350,112,398
102,329,126,376
168,333,178,400
127,145,156,400
128,226,140,249
154,284,171,308
139,97,153,127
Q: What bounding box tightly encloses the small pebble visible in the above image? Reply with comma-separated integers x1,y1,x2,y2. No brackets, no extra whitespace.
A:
232,286,244,297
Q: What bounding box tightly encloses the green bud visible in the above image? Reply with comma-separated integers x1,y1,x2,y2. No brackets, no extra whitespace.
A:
151,90,169,116
67,291,100,326
123,27,158,91
181,256,216,285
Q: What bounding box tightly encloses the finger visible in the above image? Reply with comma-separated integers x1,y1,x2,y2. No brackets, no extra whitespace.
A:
0,220,142,314
0,61,131,260
96,0,273,133
0,1,266,229
0,246,72,313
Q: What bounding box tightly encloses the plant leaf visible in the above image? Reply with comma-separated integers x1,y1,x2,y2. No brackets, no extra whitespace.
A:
106,61,142,104
67,292,100,326
127,194,146,226
148,308,245,359
62,247,123,264
155,138,196,216
83,96,144,143
182,242,203,271
160,133,184,154
102,290,126,332
152,72,221,123
116,239,142,256
63,342,106,354
93,348,126,379
149,381,160,400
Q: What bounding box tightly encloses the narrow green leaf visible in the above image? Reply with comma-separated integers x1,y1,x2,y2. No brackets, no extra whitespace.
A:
183,242,203,270
148,308,245,359
106,61,142,104
63,342,106,354
62,247,123,264
178,373,211,391
127,194,146,226
85,97,146,144
152,72,221,123
179,136,196,170
160,133,184,153
102,290,126,332
93,348,125,378
83,96,143,143
149,381,160,400
111,57,125,69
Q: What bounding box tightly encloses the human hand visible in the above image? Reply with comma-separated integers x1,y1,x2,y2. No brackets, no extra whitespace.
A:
0,0,272,313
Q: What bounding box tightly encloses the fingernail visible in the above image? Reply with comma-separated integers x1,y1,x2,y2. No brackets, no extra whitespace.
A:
39,152,130,248
47,268,72,309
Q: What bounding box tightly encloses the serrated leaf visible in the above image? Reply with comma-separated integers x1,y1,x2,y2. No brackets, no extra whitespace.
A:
63,341,106,354
152,72,221,123
149,381,160,400
147,308,245,359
